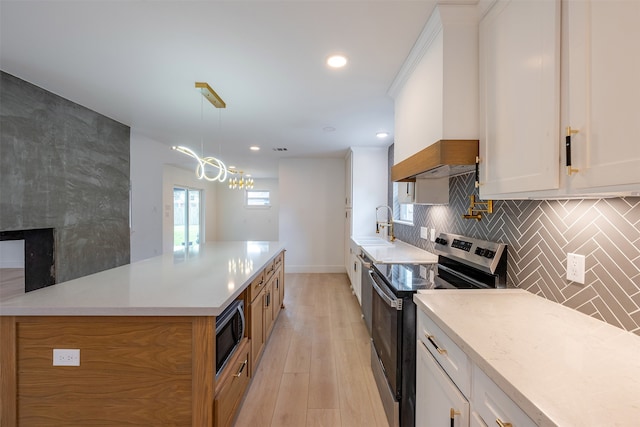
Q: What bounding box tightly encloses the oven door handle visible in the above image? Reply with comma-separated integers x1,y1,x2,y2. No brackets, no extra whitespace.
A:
356,254,372,269
369,271,403,310
438,264,492,289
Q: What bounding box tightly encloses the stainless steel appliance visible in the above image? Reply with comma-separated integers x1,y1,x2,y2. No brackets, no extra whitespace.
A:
215,299,245,379
433,232,507,289
368,233,507,427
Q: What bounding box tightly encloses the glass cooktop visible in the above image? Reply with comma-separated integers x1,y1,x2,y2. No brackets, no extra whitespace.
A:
372,263,434,296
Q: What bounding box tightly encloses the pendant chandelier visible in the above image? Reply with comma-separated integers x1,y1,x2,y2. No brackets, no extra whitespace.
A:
228,170,254,190
172,82,229,182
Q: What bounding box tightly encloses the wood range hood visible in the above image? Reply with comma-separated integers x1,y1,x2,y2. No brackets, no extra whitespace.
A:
391,140,479,182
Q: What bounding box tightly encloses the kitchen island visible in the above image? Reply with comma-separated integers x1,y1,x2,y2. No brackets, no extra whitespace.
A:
0,241,286,427
414,289,640,426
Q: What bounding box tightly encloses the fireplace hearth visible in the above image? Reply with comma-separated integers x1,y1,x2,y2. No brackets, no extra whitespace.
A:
0,228,55,293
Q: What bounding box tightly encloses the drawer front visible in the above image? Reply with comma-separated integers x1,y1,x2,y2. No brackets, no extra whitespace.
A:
249,271,265,302
274,251,284,270
214,346,251,427
264,259,276,280
417,309,471,398
472,365,536,427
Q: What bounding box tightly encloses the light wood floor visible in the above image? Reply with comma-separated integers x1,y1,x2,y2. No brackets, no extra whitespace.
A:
234,273,389,427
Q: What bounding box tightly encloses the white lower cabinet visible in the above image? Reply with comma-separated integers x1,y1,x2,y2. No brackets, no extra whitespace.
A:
470,411,487,427
471,366,536,427
416,308,536,427
416,339,470,427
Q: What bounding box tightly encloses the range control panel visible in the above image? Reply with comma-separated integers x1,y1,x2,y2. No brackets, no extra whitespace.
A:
433,232,507,274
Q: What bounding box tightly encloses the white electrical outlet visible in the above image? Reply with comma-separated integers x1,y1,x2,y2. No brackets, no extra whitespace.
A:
419,265,427,279
430,228,436,242
420,227,429,239
566,253,586,284
53,349,80,366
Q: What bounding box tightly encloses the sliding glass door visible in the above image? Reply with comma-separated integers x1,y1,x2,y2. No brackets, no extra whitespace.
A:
173,187,201,254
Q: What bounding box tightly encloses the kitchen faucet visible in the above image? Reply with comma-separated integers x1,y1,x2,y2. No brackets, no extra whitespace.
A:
376,205,396,241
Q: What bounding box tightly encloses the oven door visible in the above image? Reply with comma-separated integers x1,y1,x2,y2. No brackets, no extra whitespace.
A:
370,269,403,398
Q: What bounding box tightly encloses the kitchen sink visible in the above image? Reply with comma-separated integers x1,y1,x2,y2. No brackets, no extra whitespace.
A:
353,237,394,247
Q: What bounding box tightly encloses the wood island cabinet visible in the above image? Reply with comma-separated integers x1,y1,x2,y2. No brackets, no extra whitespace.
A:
247,250,284,376
214,338,250,427
0,249,286,427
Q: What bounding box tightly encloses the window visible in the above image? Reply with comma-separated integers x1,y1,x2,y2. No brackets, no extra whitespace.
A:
399,203,414,223
173,187,202,253
393,182,414,223
246,190,270,207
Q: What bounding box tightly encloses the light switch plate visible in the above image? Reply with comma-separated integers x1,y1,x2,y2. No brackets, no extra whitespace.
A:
566,253,586,284
419,265,427,279
430,228,436,242
420,227,429,240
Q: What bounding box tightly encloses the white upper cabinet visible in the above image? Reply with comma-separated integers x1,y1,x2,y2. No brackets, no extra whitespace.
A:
390,4,479,165
565,0,640,194
345,149,353,207
479,0,640,199
479,0,561,196
346,147,388,238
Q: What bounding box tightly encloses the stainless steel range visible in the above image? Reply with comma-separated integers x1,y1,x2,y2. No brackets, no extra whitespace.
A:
433,232,507,289
367,233,507,427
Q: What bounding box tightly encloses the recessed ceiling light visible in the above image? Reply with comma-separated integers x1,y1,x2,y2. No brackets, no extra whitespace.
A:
376,132,389,138
250,146,260,151
228,165,236,169
327,55,348,68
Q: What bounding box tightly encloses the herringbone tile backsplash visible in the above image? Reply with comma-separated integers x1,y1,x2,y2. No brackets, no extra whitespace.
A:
394,173,640,335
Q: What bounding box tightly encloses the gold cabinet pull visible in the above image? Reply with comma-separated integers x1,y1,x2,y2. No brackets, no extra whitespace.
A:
234,358,248,377
566,126,580,176
425,333,447,355
496,419,512,427
450,408,461,427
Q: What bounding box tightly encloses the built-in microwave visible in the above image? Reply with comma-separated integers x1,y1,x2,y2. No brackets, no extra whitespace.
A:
215,299,245,379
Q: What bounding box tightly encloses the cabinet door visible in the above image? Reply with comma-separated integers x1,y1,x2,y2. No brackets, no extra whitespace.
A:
351,252,361,305
345,150,353,207
278,262,285,309
345,209,352,280
263,280,275,339
250,291,265,370
472,366,536,427
416,340,469,427
479,0,561,197
214,340,250,427
566,0,640,192
272,270,281,321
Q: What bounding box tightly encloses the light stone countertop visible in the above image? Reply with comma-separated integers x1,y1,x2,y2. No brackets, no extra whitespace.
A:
358,239,438,264
414,289,640,426
0,241,285,317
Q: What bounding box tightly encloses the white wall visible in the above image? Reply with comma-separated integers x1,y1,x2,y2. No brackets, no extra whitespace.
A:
279,158,345,273
0,240,24,268
162,164,218,254
130,131,218,261
216,178,279,241
130,132,170,262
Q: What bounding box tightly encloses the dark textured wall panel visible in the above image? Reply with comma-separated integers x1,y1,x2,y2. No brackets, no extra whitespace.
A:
0,71,130,283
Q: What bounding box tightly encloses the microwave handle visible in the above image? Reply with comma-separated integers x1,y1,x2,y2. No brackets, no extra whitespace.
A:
237,304,246,338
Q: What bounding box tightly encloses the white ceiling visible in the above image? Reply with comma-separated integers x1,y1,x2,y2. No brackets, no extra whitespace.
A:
0,0,436,178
